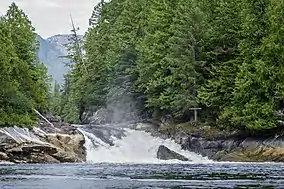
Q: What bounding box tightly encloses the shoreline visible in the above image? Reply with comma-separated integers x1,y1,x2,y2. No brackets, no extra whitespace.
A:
150,122,284,162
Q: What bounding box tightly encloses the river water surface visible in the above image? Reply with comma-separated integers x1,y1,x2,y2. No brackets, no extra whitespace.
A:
0,124,282,188
0,162,283,188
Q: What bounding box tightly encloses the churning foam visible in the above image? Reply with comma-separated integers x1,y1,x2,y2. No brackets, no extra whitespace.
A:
78,128,211,164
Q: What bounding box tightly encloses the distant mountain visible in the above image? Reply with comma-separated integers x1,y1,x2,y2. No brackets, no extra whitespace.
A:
37,34,72,85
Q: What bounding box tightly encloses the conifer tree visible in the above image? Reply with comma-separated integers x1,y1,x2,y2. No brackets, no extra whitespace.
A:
221,0,273,130
0,17,34,126
198,0,242,120
89,0,105,26
60,18,87,123
5,3,50,113
153,0,204,118
135,0,176,117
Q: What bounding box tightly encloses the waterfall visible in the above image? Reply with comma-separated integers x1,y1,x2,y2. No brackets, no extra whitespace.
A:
78,125,210,164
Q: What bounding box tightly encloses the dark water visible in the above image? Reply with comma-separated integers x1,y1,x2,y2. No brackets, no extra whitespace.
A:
0,163,283,189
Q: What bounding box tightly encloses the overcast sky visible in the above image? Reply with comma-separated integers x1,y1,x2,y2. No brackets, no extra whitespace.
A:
0,0,101,38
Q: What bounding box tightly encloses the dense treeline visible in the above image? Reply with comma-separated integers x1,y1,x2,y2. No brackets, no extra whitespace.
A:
61,0,284,131
0,3,50,127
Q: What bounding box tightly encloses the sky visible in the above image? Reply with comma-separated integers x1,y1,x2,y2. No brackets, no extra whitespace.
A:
0,0,101,38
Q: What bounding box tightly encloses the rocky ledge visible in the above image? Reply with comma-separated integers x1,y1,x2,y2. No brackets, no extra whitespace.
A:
0,123,86,164
149,122,284,162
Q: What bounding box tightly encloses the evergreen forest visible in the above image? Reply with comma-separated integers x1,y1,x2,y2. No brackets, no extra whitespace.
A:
2,1,284,133
0,3,50,127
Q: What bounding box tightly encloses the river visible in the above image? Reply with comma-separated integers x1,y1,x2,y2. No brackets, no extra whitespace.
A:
0,124,283,188
0,163,283,188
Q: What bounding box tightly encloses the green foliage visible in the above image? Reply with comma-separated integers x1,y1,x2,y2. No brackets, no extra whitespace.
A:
61,0,284,131
198,0,242,114
50,81,61,116
59,27,86,123
152,0,204,118
0,3,51,127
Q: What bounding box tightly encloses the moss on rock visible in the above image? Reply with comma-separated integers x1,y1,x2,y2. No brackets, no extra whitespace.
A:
219,147,284,162
159,122,235,140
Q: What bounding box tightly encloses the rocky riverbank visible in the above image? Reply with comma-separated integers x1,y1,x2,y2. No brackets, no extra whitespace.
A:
149,122,284,162
0,123,86,164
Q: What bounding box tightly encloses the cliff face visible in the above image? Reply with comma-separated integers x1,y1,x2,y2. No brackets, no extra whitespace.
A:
154,123,284,162
37,34,70,85
37,34,81,85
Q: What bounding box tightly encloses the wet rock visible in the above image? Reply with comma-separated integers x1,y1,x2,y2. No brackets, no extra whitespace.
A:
221,139,240,152
0,134,19,151
0,152,9,161
217,147,284,162
262,138,284,148
157,145,189,161
173,131,188,145
152,122,284,162
38,122,77,135
45,133,86,162
160,115,174,127
0,125,86,164
45,114,62,123
88,108,110,125
51,149,79,162
82,125,127,146
239,138,263,149
5,144,57,163
30,153,60,164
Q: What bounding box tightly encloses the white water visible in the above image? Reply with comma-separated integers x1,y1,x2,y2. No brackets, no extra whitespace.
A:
79,128,210,164
0,127,44,144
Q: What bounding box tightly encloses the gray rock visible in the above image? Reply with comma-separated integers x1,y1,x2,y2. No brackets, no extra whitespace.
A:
45,114,62,123
174,132,188,145
240,138,263,149
89,108,110,125
263,138,284,148
160,115,174,127
222,139,240,152
157,145,189,161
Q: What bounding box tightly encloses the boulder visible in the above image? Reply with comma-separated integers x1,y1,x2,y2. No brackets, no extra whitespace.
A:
45,133,86,161
157,145,189,161
0,152,9,161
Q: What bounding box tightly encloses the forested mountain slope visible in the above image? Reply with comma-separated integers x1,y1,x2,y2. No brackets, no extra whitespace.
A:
60,0,284,132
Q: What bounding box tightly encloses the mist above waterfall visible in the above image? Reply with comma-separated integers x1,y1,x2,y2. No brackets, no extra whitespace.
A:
105,86,143,124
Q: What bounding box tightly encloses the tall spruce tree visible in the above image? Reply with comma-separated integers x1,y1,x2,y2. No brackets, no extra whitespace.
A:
0,18,34,126
60,18,87,123
198,0,242,122
135,0,177,117
84,0,127,113
152,0,205,119
5,3,50,113
221,0,273,130
0,3,50,126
